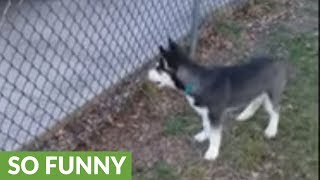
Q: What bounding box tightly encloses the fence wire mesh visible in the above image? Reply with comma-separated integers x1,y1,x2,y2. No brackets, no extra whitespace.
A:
0,0,241,151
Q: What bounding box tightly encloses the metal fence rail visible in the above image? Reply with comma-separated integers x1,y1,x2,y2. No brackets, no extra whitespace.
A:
0,0,237,150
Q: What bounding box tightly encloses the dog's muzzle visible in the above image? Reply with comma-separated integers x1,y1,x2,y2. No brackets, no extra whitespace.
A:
147,69,175,88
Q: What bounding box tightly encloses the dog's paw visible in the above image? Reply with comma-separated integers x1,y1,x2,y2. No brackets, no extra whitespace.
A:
264,127,277,139
194,131,207,142
204,149,219,161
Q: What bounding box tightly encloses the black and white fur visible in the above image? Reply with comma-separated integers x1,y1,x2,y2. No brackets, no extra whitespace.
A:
148,38,293,160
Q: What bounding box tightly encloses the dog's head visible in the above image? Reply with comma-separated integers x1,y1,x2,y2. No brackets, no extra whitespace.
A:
147,38,188,89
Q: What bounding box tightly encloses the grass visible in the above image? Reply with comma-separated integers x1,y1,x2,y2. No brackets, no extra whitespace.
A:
141,81,160,97
134,161,178,180
163,113,199,136
214,18,244,40
267,31,318,179
153,161,178,180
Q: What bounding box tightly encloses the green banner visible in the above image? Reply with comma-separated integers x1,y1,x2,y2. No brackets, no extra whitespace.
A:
0,152,131,180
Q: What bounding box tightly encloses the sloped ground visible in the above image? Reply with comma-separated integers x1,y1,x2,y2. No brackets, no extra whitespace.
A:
38,0,318,179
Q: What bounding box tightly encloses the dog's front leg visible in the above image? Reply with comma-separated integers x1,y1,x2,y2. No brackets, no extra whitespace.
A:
194,130,207,142
203,112,222,161
194,116,210,142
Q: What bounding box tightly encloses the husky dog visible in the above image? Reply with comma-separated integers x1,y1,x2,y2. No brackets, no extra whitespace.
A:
147,38,293,160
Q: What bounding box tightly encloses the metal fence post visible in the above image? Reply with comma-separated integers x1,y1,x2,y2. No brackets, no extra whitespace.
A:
189,0,201,58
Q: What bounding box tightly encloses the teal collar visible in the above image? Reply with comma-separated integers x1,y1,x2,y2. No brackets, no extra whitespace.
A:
184,83,193,94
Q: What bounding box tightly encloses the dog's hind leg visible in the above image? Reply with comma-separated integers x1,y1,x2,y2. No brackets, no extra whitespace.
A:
263,68,287,138
263,94,280,138
236,94,266,121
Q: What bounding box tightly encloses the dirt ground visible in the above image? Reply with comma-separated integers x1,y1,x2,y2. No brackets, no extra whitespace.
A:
38,0,318,179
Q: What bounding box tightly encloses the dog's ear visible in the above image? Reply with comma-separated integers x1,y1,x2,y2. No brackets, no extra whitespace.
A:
159,45,167,56
168,37,174,45
168,37,178,51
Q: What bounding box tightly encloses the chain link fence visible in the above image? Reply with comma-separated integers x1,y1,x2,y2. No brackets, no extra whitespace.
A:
0,0,244,151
